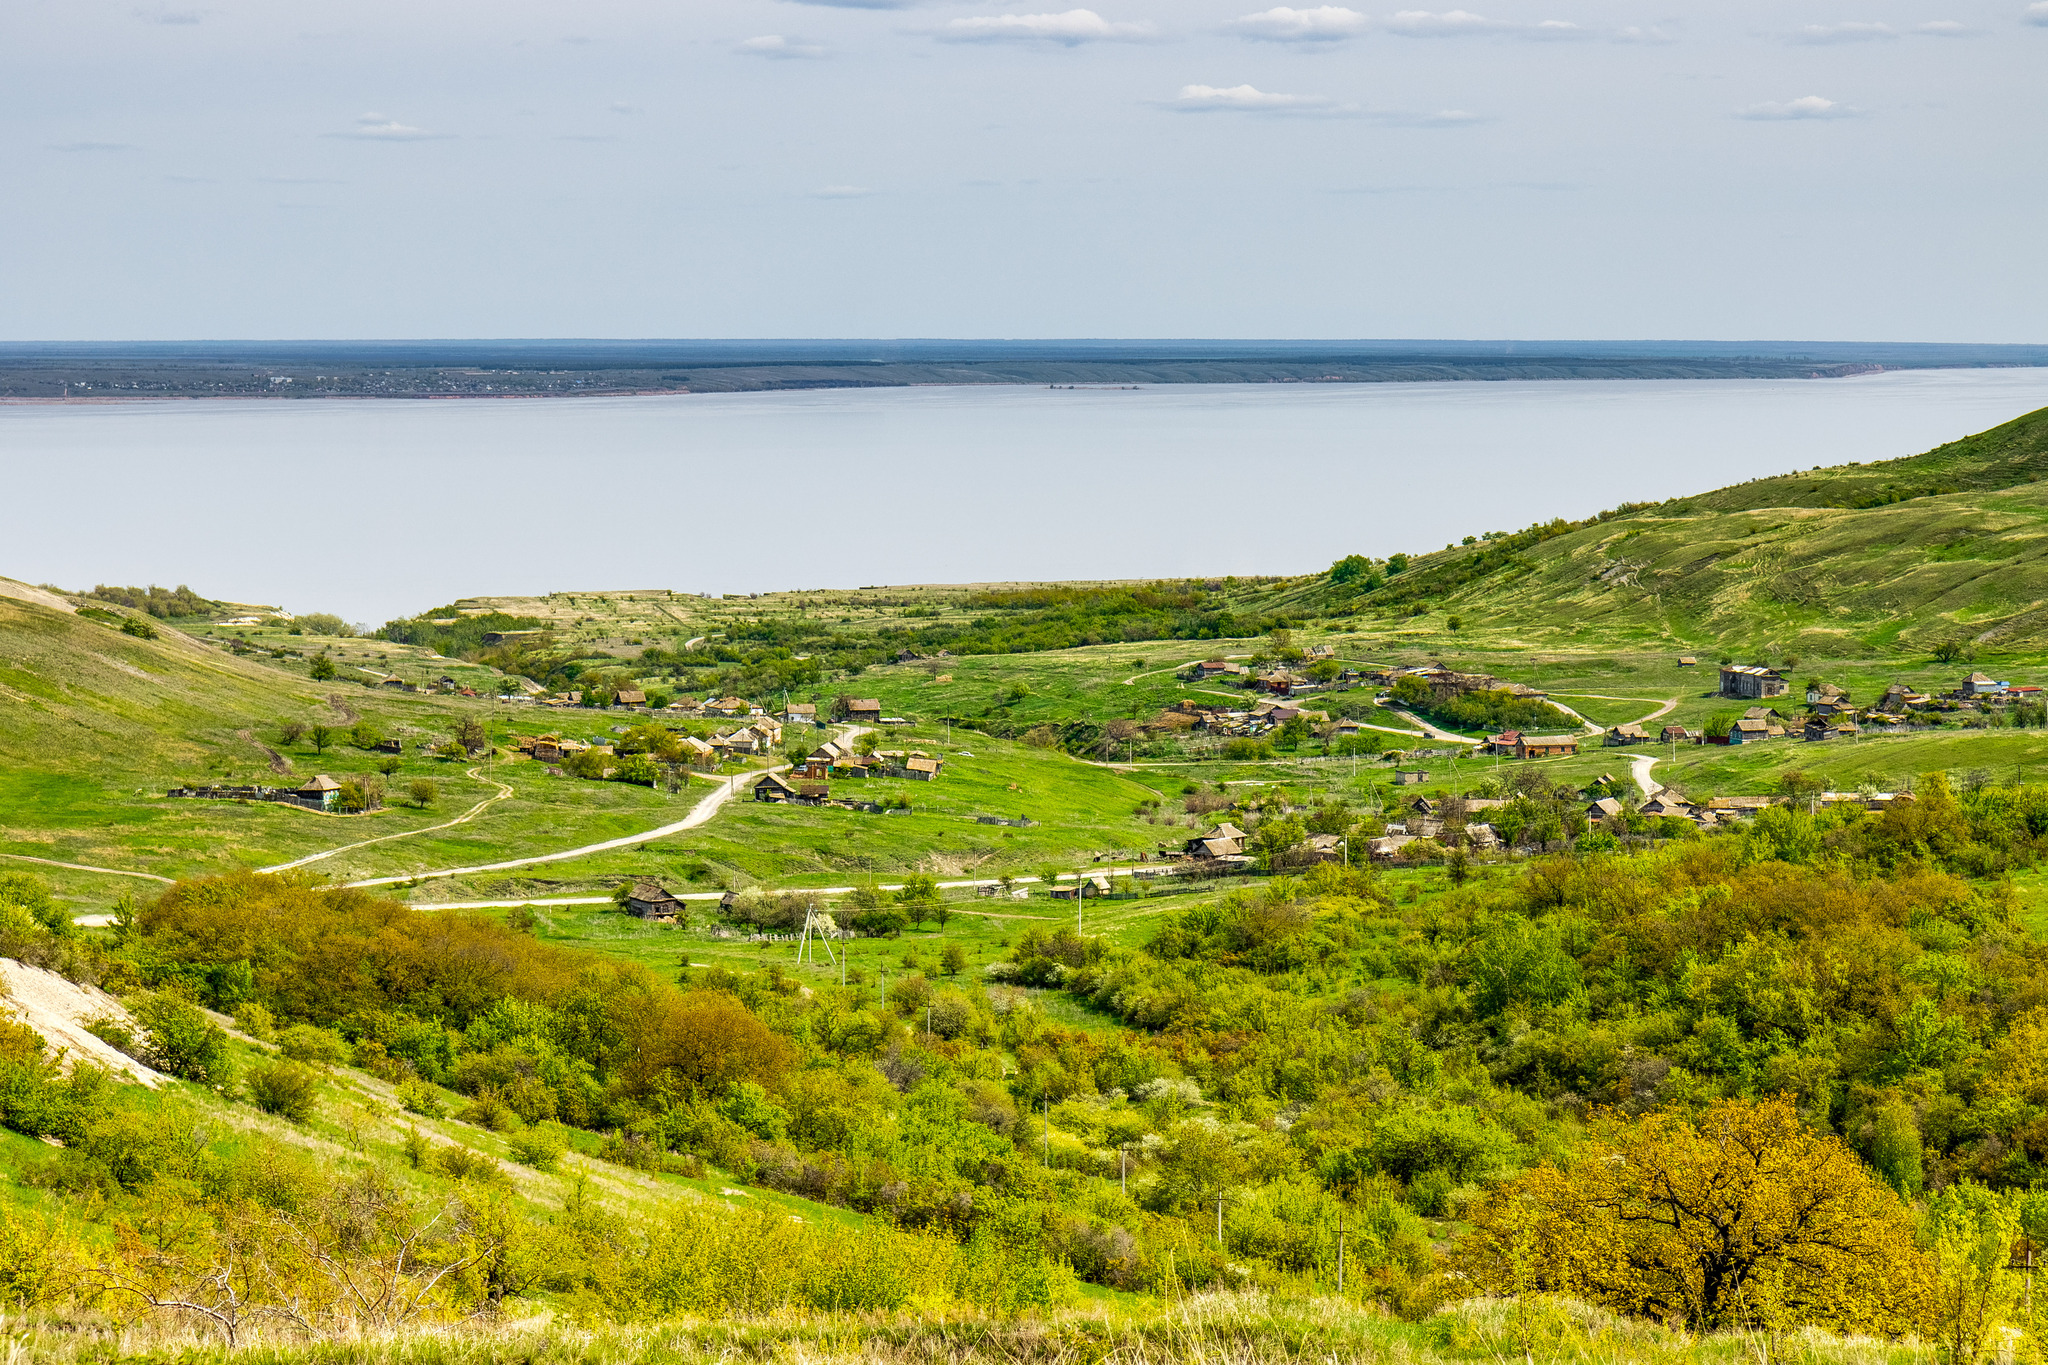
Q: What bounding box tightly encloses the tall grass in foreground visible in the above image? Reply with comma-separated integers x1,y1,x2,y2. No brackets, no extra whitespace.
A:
0,1293,1930,1365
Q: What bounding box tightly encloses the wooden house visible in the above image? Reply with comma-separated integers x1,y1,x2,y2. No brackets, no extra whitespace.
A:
846,699,883,724
1514,734,1579,759
754,773,800,803
297,774,342,810
784,703,818,726
616,689,647,707
904,757,942,781
1640,791,1695,819
624,881,684,922
1719,665,1789,700
1183,823,1245,858
1660,724,1696,744
1605,723,1650,747
1586,796,1625,822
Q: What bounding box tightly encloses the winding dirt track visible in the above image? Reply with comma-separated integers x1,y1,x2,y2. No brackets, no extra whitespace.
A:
339,725,871,890
237,728,293,775
0,853,173,884
259,767,517,873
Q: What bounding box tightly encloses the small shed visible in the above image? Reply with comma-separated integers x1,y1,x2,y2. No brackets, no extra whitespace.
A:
904,757,942,781
754,773,799,802
846,699,883,724
616,689,647,707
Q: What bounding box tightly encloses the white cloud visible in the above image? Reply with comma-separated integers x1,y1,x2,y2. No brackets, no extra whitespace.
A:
1739,95,1858,120
1385,9,1497,34
1162,85,1485,124
1166,83,1335,112
810,184,874,198
1228,6,1370,42
328,113,447,141
1914,20,1968,34
608,101,643,114
786,0,916,7
737,34,828,57
936,10,1154,43
1384,9,1590,39
1789,21,1896,41
2026,2,2048,24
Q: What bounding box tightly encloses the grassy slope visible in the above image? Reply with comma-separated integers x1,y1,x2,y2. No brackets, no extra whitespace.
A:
1256,405,2048,654
0,593,706,904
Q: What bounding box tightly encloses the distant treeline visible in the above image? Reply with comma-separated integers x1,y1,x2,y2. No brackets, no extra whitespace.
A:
86,583,224,619
377,606,550,656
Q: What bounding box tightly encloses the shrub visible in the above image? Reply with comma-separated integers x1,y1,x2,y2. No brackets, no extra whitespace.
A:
458,1088,520,1132
398,1077,447,1118
277,1023,350,1068
408,779,438,808
433,1144,506,1183
232,1000,276,1041
129,994,234,1089
245,1059,319,1122
508,1124,567,1171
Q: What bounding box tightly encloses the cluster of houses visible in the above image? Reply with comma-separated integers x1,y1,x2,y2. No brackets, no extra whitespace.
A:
753,742,946,807
1159,697,1378,741
1184,651,1360,698
1590,665,2048,750
167,774,348,811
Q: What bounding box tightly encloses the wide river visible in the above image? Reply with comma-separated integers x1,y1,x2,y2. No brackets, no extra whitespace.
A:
7,367,2048,624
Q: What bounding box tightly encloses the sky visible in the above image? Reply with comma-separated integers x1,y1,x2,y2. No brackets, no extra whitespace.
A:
2,0,2045,341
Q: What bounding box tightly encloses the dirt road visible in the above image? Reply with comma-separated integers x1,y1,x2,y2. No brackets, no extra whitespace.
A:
343,726,871,891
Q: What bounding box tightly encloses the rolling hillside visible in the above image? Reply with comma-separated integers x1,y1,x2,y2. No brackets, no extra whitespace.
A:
1305,403,2048,654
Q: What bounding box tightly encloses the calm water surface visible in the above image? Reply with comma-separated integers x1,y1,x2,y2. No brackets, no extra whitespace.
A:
6,368,2048,622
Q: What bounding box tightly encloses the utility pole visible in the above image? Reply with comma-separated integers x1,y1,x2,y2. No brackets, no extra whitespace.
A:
1216,1194,1224,1246
1119,1144,1127,1198
1043,1097,1051,1168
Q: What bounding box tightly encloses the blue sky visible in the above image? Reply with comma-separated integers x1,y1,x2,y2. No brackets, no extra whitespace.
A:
4,0,2044,339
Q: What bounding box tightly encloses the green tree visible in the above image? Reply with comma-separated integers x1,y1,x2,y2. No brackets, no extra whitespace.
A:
377,757,402,777
119,616,158,639
408,779,438,808
940,943,968,977
351,719,384,749
895,874,941,928
1251,817,1306,870
309,654,336,681
278,720,306,746
309,724,334,752
1927,1184,2025,1365
1327,553,1371,584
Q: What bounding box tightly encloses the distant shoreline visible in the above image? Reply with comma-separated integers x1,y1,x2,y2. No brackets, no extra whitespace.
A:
12,361,2048,406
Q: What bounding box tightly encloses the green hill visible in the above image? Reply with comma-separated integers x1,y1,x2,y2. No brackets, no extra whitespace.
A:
1306,404,2048,654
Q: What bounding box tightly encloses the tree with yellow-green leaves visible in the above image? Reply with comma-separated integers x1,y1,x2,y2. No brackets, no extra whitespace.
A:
1461,1097,1930,1335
